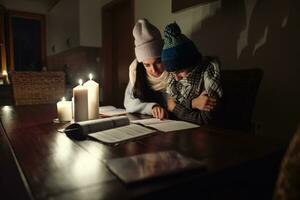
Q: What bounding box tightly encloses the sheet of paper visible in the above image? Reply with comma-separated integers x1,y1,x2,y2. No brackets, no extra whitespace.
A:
100,108,128,116
99,106,116,112
146,121,199,132
99,106,128,116
89,124,155,144
131,118,173,125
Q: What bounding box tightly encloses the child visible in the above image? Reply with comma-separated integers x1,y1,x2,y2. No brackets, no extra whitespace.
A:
161,22,223,125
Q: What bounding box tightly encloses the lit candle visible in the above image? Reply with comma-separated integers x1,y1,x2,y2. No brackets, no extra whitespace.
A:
71,97,74,119
57,97,72,122
2,70,9,84
73,79,88,122
83,73,99,120
2,70,7,76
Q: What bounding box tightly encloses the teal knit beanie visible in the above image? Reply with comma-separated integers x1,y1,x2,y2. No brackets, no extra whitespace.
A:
161,22,202,72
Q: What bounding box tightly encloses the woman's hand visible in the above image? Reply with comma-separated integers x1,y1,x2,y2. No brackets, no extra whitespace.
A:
192,91,217,112
167,96,176,112
152,105,168,119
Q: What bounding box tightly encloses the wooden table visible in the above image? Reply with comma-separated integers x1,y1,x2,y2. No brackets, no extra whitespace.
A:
0,84,13,106
0,104,288,200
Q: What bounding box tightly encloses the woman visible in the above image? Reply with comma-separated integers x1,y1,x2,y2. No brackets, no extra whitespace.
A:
124,19,169,119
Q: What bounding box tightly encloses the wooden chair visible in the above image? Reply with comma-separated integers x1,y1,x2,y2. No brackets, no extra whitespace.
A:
10,72,65,105
273,126,300,200
218,68,263,133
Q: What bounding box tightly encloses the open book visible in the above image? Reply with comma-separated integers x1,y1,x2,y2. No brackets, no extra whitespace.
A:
61,116,200,144
62,116,155,144
99,106,128,116
131,118,199,132
105,150,206,184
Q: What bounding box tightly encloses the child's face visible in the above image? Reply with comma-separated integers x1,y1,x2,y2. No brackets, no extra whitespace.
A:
143,57,164,78
172,69,191,81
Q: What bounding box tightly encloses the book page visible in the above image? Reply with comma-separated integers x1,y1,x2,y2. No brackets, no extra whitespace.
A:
131,118,199,132
99,106,116,112
100,108,128,116
147,121,199,132
99,106,128,116
131,118,173,125
89,124,155,144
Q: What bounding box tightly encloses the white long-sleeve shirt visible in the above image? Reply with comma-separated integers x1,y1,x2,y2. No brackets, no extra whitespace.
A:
123,82,159,115
123,59,168,115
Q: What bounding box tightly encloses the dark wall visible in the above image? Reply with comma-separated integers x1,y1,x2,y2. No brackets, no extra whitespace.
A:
47,46,102,100
190,0,300,138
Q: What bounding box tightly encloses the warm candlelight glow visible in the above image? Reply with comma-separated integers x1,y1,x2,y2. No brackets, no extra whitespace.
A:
57,97,72,122
73,79,88,121
2,70,7,76
83,75,99,120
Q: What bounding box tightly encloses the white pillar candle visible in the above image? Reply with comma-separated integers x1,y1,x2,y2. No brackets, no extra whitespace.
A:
57,97,72,122
2,70,9,84
71,97,74,119
83,73,99,120
73,79,88,122
2,70,7,76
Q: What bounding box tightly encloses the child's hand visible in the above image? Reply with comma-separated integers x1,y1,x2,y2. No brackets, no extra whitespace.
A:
192,91,217,112
152,105,168,119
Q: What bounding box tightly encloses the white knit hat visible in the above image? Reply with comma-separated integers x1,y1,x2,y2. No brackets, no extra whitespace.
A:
133,19,163,62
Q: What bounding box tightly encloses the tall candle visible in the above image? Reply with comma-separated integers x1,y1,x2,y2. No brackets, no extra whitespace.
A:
83,73,99,120
57,97,72,122
71,97,74,119
73,79,88,122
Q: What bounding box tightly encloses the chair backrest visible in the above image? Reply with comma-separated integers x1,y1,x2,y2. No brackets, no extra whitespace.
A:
273,126,300,200
11,72,65,105
219,68,263,133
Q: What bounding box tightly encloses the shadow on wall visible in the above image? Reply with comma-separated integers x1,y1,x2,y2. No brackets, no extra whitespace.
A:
191,0,247,64
190,0,300,138
47,46,104,102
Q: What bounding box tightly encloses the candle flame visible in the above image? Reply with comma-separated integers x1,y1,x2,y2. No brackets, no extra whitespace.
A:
78,79,83,85
62,97,66,101
2,70,7,76
89,73,93,80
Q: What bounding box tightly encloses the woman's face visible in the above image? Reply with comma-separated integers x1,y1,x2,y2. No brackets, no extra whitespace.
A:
142,57,164,78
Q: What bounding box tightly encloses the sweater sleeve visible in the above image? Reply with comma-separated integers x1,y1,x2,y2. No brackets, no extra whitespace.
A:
123,82,157,115
170,59,223,125
172,102,213,125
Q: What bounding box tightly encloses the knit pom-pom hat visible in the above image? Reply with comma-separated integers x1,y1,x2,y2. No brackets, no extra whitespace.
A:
133,18,163,62
161,22,202,72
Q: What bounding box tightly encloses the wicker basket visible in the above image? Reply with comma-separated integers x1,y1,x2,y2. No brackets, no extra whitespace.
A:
11,72,65,105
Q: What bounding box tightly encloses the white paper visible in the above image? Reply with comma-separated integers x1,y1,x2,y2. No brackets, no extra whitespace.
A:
90,124,155,144
131,118,199,132
99,106,116,112
99,106,128,116
131,118,173,125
